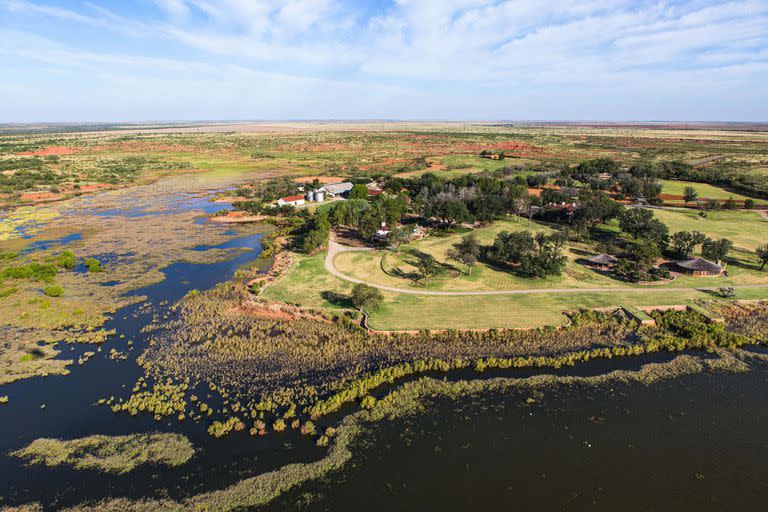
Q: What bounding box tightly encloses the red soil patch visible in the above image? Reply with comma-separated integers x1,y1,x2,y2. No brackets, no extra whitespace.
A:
68,183,111,192
209,211,265,223
527,185,561,197
19,192,61,201
292,176,345,184
213,196,250,203
457,140,547,157
16,146,77,156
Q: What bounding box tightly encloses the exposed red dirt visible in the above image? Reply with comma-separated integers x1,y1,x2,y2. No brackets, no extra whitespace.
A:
16,146,77,156
292,176,345,184
19,192,61,201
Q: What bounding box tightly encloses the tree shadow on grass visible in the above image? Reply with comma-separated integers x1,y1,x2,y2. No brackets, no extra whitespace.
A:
320,290,354,308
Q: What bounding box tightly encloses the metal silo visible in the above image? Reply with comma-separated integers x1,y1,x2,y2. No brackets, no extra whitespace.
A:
305,190,315,202
314,190,326,202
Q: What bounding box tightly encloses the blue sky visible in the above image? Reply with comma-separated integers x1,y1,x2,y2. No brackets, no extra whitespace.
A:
1,0,767,122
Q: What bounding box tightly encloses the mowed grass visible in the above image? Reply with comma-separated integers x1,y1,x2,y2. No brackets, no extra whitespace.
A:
264,205,768,330
653,208,768,251
660,179,768,205
333,218,623,291
367,287,768,330
264,252,768,329
261,251,352,309
334,212,768,292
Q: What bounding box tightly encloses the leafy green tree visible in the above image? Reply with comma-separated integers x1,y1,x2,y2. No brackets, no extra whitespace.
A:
348,184,369,200
757,244,768,270
619,208,669,245
576,158,620,176
683,186,698,207
702,238,733,263
358,209,384,240
446,233,480,275
412,253,444,287
724,196,737,210
386,226,410,251
350,283,383,312
615,241,661,282
428,199,472,227
573,190,623,229
641,181,663,204
487,231,566,277
744,198,755,210
670,231,707,258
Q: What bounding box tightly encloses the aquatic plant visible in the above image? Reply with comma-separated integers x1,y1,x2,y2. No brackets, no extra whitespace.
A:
11,433,194,474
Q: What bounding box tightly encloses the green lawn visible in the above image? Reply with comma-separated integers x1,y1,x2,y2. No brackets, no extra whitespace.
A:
263,252,768,329
262,208,768,330
333,212,768,292
366,287,768,330
653,208,768,251
660,179,767,205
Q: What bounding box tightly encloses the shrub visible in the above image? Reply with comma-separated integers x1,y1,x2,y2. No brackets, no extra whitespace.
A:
43,285,64,297
84,257,103,272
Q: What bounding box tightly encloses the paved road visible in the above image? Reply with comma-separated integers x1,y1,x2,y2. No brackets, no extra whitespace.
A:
325,239,768,297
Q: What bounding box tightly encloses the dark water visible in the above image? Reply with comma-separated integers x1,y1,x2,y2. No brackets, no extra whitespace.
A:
268,368,768,512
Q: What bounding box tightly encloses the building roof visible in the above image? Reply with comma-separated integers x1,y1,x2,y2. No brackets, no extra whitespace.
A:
321,182,353,195
588,254,619,265
676,257,722,273
368,188,384,196
280,194,305,202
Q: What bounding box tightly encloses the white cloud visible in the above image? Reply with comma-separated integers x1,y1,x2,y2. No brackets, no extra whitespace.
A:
1,0,767,120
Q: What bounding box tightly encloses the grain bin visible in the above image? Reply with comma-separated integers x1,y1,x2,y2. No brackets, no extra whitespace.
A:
314,190,326,202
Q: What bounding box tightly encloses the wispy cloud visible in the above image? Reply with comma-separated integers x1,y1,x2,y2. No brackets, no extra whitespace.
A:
1,0,767,121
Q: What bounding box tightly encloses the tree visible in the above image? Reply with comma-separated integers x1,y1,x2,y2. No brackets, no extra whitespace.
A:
348,184,369,200
724,196,737,210
573,190,623,229
615,241,661,282
428,199,472,227
446,233,480,275
487,231,566,277
641,181,663,204
350,283,383,312
683,186,698,207
386,227,410,251
670,231,706,258
702,238,733,263
619,208,669,245
757,244,768,270
412,253,444,287
358,209,384,240
745,198,755,210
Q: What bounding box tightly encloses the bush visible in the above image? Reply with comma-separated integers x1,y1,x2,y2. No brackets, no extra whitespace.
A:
43,285,64,297
84,257,103,272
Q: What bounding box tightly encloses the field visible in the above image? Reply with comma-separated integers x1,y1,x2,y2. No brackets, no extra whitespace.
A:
659,179,768,206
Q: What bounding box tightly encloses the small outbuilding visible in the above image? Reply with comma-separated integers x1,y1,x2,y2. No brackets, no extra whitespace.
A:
588,254,619,270
675,257,723,276
277,194,306,207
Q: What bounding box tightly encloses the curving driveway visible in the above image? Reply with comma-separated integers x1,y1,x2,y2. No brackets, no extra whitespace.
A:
325,239,768,297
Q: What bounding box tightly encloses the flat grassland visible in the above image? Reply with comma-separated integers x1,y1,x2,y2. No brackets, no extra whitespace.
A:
659,179,768,205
